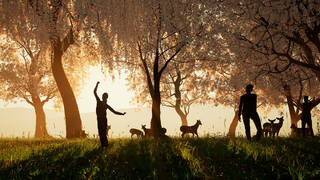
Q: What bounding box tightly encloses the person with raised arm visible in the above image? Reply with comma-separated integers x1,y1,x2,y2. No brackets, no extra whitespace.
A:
94,81,126,147
238,84,262,141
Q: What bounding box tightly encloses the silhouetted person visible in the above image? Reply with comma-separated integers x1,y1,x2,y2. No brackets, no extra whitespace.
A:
301,96,314,137
94,81,126,147
238,84,262,141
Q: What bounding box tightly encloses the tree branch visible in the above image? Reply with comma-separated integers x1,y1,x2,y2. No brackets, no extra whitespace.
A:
137,41,154,96
159,43,185,78
62,28,75,53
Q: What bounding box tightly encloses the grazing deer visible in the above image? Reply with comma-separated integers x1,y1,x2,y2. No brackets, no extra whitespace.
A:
129,128,144,138
180,120,202,137
290,124,312,137
263,117,284,137
141,125,167,137
106,125,111,137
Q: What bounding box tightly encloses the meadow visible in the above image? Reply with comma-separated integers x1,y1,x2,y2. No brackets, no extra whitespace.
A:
0,137,319,180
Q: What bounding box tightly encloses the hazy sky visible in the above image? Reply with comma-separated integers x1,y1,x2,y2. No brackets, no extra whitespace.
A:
0,66,136,113
0,66,319,137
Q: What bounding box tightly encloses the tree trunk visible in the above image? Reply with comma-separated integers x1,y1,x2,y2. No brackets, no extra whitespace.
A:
227,110,239,137
284,85,300,136
174,99,188,126
174,70,188,126
33,101,50,138
51,38,82,138
178,112,188,126
286,98,300,136
151,87,162,138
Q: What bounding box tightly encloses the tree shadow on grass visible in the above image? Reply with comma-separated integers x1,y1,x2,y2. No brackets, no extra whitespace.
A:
91,138,195,180
183,138,293,179
2,138,318,179
0,139,195,179
0,142,103,179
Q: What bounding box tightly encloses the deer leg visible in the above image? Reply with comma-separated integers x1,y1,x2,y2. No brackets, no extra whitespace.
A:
195,132,199,138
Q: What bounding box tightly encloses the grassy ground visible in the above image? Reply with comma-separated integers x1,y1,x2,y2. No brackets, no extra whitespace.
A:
0,137,319,180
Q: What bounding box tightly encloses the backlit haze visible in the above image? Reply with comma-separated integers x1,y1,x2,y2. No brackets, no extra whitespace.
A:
0,66,318,138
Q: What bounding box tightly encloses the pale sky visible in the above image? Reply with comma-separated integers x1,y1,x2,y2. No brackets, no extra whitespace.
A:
73,67,136,113
0,66,136,112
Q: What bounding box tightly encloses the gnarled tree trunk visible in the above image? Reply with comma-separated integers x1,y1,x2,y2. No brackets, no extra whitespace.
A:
28,0,83,138
174,70,188,126
33,96,50,138
51,35,82,138
284,85,300,136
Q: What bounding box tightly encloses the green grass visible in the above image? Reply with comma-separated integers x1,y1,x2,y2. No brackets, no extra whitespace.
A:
0,137,319,179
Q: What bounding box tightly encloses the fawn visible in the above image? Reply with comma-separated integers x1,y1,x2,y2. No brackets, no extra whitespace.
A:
290,124,311,137
141,125,167,137
262,119,276,137
180,120,202,137
129,128,144,138
142,125,152,137
106,125,111,137
262,116,284,137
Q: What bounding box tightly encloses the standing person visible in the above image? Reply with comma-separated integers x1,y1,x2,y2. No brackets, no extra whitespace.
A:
301,96,315,137
94,81,126,147
238,84,262,141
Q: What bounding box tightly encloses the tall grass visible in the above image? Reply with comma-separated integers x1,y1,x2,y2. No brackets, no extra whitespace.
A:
0,137,319,179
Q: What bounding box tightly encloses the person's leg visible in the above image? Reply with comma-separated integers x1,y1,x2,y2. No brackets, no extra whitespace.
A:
98,119,108,147
252,112,263,139
105,119,109,145
301,118,306,137
243,115,251,140
306,117,314,137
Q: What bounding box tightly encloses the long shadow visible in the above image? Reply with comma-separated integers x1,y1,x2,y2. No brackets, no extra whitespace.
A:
183,138,293,179
0,142,103,179
1,138,319,179
91,138,195,180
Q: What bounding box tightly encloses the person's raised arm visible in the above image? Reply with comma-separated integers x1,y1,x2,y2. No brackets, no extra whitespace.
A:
106,104,126,115
94,81,100,101
238,96,243,121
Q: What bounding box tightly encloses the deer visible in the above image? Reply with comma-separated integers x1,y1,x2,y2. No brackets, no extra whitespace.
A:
129,128,144,138
106,125,111,137
141,125,167,137
290,124,312,137
262,116,284,137
262,119,276,137
180,120,202,137
142,125,152,137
